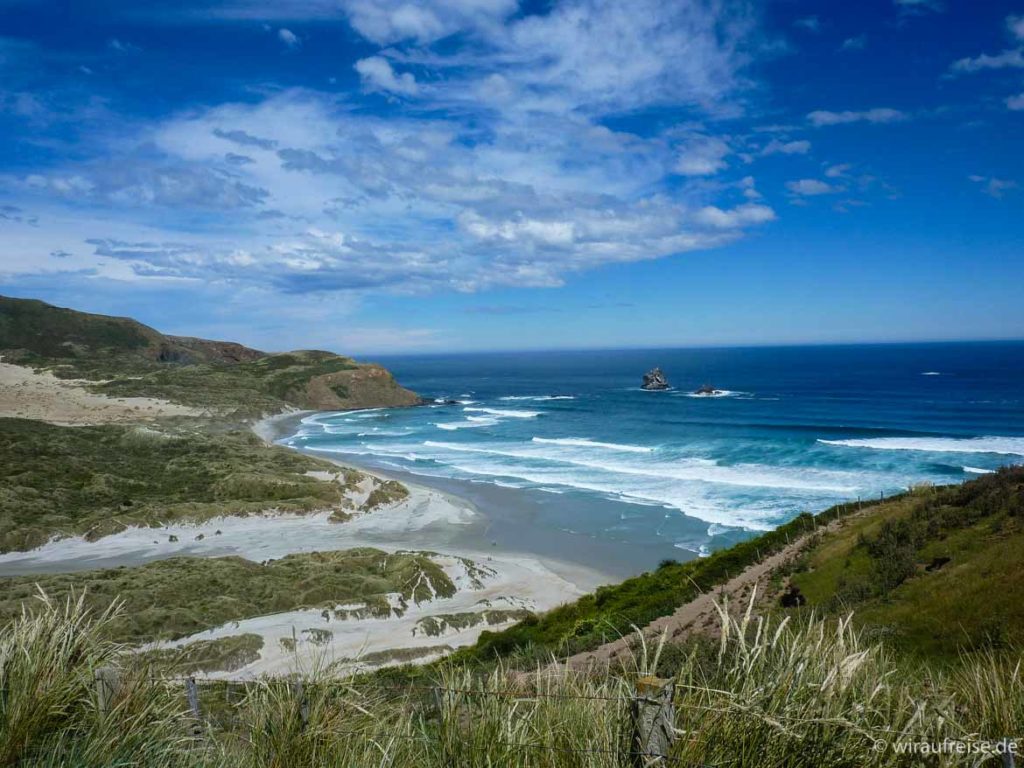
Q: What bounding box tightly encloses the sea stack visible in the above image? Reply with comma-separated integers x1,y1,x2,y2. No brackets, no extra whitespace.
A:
641,367,670,391
693,384,723,396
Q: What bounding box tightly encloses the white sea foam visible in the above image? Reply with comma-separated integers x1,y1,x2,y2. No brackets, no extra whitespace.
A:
531,437,653,453
819,436,1024,456
463,407,541,419
422,441,861,493
963,466,996,474
434,418,498,431
499,395,575,401
681,389,747,399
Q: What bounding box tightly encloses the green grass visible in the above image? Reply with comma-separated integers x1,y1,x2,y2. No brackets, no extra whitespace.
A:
1,294,421,416
134,634,265,675
3,591,1022,767
0,417,362,553
451,496,880,666
0,548,456,643
788,467,1024,659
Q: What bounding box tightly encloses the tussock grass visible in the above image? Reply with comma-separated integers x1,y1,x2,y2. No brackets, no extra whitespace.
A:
3,591,1021,767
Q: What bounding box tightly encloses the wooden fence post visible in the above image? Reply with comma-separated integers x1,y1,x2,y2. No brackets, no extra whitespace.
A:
1001,738,1016,768
631,676,676,767
185,677,202,736
94,667,120,715
293,679,309,730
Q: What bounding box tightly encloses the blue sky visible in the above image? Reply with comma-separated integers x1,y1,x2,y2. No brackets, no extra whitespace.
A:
0,0,1022,353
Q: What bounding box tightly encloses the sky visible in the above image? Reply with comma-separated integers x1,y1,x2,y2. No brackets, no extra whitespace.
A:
0,0,1022,354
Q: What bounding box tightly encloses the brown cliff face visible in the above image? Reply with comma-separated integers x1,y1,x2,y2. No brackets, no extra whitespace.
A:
301,365,423,410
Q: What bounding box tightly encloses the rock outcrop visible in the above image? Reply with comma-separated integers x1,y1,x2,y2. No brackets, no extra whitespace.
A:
693,384,722,396
641,368,670,391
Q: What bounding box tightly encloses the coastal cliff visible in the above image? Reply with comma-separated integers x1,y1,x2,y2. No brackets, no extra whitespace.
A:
0,295,420,415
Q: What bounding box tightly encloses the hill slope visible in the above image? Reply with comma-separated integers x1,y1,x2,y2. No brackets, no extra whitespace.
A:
444,468,1024,668
0,296,420,415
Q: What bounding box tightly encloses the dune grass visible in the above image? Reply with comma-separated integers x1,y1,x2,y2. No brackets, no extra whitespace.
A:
2,590,1021,767
0,549,456,644
0,417,367,553
788,467,1024,658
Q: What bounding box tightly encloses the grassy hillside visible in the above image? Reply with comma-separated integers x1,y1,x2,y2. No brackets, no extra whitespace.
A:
786,467,1024,659
441,469,1024,668
450,497,879,666
0,295,420,415
0,417,367,553
3,593,1021,767
0,548,455,643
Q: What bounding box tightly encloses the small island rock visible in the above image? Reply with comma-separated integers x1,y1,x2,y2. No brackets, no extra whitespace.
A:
642,368,670,391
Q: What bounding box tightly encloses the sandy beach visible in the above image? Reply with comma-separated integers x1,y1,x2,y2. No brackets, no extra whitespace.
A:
0,406,606,674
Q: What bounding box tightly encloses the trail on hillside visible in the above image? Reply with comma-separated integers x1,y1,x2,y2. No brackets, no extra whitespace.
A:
560,504,879,672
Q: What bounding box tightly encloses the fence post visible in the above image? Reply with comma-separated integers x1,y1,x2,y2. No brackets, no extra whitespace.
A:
185,677,202,736
94,667,120,715
631,676,676,767
293,679,309,730
1001,738,1016,768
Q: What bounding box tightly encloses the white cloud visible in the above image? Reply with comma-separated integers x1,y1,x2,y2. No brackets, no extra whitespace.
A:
1007,15,1024,42
793,16,820,33
354,56,418,95
278,28,300,47
950,48,1024,74
3,2,775,301
824,163,851,178
761,139,810,156
338,0,518,45
807,108,907,126
673,135,730,176
786,178,836,196
894,0,942,12
969,175,1017,198
840,35,866,51
693,203,776,229
1006,92,1024,111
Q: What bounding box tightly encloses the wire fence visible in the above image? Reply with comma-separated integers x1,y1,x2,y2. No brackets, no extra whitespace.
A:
72,672,1020,767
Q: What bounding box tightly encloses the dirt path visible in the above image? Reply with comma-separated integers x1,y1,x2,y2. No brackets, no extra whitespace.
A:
561,505,877,672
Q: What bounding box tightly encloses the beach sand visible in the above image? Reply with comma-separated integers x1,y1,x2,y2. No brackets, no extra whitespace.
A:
0,361,203,425
2,413,606,673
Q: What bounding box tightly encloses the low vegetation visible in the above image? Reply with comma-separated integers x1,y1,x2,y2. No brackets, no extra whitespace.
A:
454,495,881,665
787,466,1024,658
0,417,362,553
135,635,265,676
0,549,456,643
2,590,1021,767
0,295,420,416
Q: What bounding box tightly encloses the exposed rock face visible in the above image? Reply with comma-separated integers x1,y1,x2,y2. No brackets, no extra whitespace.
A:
693,384,722,396
641,368,670,391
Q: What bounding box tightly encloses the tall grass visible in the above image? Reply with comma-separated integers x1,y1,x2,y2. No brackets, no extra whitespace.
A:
2,590,1021,767
0,590,192,767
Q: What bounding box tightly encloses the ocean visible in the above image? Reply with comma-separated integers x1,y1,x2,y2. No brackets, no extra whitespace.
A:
281,342,1024,578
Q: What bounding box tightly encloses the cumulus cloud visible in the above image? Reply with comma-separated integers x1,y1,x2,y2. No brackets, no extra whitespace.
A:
824,163,851,178
950,49,1024,74
1008,15,1024,41
673,135,730,176
761,139,810,156
338,0,518,45
969,175,1017,198
355,56,418,95
2,1,776,300
1007,93,1024,110
278,28,300,48
807,108,907,126
840,35,866,51
786,178,836,196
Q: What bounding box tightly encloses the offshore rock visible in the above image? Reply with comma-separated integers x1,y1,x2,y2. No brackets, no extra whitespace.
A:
641,368,670,391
